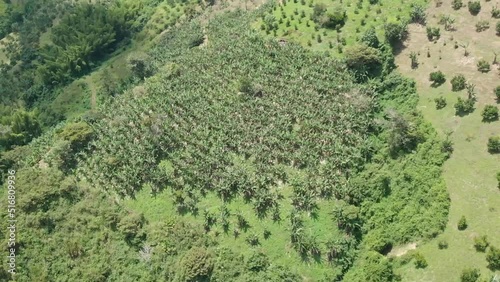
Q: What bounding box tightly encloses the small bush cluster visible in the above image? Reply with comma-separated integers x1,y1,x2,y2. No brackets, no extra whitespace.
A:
452,0,463,10
473,235,489,252
486,246,500,270
426,26,441,41
455,97,475,115
475,20,490,32
458,215,468,230
438,239,448,249
460,268,480,282
435,96,447,109
413,252,428,268
496,86,500,102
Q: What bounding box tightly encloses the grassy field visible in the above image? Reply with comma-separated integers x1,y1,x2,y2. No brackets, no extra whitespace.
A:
394,0,500,280
253,0,426,54
124,183,344,280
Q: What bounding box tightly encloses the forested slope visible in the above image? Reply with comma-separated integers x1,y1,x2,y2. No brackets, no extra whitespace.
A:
0,1,451,281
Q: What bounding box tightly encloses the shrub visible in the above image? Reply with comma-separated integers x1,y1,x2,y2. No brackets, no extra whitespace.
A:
413,252,428,268
312,4,347,29
458,215,468,230
451,74,467,91
497,172,500,188
492,5,500,18
482,105,499,122
246,251,269,272
441,139,454,157
468,1,481,15
426,26,441,41
477,59,490,73
488,136,500,153
460,268,480,282
495,86,500,101
455,97,475,115
361,27,380,48
452,0,463,10
429,71,446,86
497,21,500,35
435,97,447,109
486,246,500,270
475,20,490,32
438,239,449,249
473,235,489,252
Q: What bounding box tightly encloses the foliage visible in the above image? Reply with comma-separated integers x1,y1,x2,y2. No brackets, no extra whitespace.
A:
361,27,380,48
312,4,347,29
475,20,490,32
452,0,463,10
451,74,466,91
492,6,500,18
426,26,441,41
344,44,382,78
438,239,448,249
410,4,426,24
0,109,41,150
473,235,489,252
468,1,481,15
477,59,490,72
246,251,270,272
481,105,499,122
343,251,396,281
460,268,481,282
497,172,500,189
429,71,446,86
497,21,500,35
384,21,408,45
458,215,468,230
127,52,156,80
177,247,214,282
413,252,428,268
495,86,500,101
486,246,500,270
487,136,500,153
454,97,475,115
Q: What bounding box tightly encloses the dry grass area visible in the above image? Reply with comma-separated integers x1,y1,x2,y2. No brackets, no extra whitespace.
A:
394,0,500,281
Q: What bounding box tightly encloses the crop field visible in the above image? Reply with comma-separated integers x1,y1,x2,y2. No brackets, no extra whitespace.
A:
393,0,500,280
254,0,426,54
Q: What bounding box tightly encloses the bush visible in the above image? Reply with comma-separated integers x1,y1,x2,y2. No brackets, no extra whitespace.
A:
486,246,500,270
438,239,449,249
246,252,269,272
482,105,499,122
451,74,467,91
473,235,489,252
454,97,475,115
468,1,481,15
458,215,468,230
429,71,446,86
477,59,490,73
497,21,500,35
497,172,500,188
475,20,490,32
413,252,428,268
361,27,380,48
312,4,347,29
435,97,447,109
492,5,500,18
488,136,500,153
460,268,480,282
426,26,441,41
441,139,454,157
452,0,463,10
495,86,500,101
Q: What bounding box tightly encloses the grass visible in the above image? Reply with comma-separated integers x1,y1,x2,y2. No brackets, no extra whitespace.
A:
254,0,426,55
394,0,500,279
124,176,345,281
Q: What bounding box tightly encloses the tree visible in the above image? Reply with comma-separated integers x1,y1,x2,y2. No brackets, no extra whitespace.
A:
426,26,441,41
486,246,500,270
487,136,500,153
473,235,489,252
458,215,468,230
496,172,500,189
495,86,500,102
384,21,408,45
344,44,382,77
429,71,446,86
0,109,41,150
468,1,481,15
460,268,480,282
481,105,499,122
127,52,156,80
410,4,426,24
246,252,269,272
451,74,466,91
178,247,214,281
455,97,475,115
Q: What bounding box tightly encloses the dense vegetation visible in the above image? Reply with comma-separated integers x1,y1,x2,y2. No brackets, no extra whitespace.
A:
0,1,452,281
